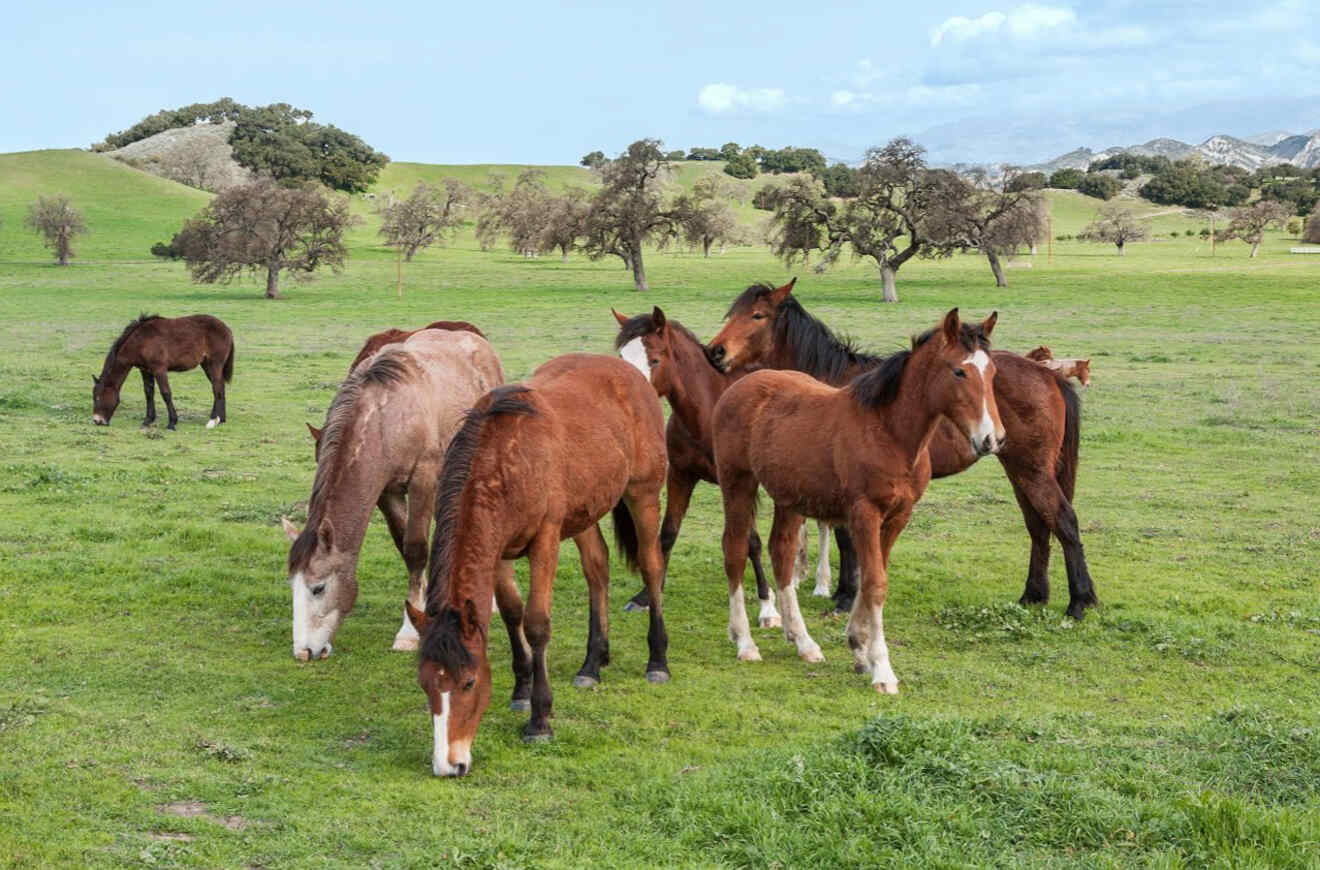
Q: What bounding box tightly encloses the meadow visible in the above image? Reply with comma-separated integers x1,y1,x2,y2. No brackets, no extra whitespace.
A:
1,150,1318,868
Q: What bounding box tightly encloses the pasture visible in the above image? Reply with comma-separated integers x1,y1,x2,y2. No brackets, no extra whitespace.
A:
1,150,1319,868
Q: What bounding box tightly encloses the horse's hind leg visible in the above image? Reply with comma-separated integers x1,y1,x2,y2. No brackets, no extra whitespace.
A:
1007,467,1099,620
813,520,832,597
769,507,820,662
140,369,156,426
1008,477,1053,606
622,486,669,683
719,470,761,662
153,370,178,429
376,487,419,650
748,529,780,628
493,560,533,711
572,524,612,689
205,360,225,427
626,465,696,612
831,526,859,615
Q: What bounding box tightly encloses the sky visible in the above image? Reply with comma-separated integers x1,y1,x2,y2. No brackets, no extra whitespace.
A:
3,0,1318,167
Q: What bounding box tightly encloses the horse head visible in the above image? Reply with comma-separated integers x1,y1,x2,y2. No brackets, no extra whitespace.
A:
91,373,119,425
612,306,676,395
407,600,492,777
919,309,1006,458
282,516,358,661
706,278,796,372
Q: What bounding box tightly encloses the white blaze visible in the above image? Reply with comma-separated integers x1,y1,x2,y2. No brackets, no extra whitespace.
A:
432,691,454,776
964,350,997,449
619,337,650,381
290,572,335,659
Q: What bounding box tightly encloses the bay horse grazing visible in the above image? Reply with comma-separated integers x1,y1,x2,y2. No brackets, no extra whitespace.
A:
611,307,780,628
708,280,1099,620
92,314,234,429
1026,346,1091,386
404,354,668,776
281,329,504,661
348,320,485,373
714,309,1005,692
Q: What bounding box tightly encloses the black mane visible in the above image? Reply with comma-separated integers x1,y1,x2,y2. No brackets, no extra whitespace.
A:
729,284,883,383
419,607,476,672
104,313,161,368
613,313,704,354
849,322,994,409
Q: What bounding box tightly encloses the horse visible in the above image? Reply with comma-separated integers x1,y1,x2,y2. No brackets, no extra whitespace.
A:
714,309,1005,692
1026,347,1091,386
92,314,234,429
404,354,668,776
708,280,1099,620
611,306,780,629
348,320,485,373
280,329,504,661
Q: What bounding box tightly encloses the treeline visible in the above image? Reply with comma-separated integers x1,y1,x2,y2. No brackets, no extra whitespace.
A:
584,142,859,194
94,99,389,193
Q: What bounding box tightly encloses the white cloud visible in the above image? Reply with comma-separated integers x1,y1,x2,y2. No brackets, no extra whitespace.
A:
930,4,1075,47
698,83,786,114
831,90,856,107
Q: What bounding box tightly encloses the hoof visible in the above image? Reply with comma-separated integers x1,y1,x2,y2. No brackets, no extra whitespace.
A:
736,646,761,662
800,645,825,664
205,417,219,429
623,600,650,613
572,674,599,689
759,615,782,629
812,586,831,597
854,662,867,674
1019,591,1049,606
294,649,311,662
509,698,531,712
391,635,419,652
873,681,899,695
645,669,670,684
523,729,553,743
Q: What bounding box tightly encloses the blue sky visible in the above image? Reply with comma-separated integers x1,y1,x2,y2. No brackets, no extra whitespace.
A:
3,0,1317,166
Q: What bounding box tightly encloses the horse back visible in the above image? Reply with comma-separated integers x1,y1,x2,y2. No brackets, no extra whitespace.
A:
124,315,231,371
988,351,1068,467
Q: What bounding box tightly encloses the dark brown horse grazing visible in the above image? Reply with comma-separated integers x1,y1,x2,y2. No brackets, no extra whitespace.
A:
348,320,485,373
611,307,779,628
708,280,1099,620
714,309,1005,691
92,314,234,429
405,354,668,776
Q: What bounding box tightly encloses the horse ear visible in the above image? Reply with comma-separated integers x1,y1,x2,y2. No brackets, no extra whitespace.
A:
306,422,322,444
770,277,797,305
405,600,429,634
462,598,487,640
317,518,334,551
980,311,998,338
611,308,629,327
281,517,300,542
651,306,666,331
942,308,961,345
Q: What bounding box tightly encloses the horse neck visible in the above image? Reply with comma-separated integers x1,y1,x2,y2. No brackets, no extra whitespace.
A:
439,503,504,629
876,349,947,462
308,417,392,568
775,304,877,385
98,352,134,389
665,331,727,438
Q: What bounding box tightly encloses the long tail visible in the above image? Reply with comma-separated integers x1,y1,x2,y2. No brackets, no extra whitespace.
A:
611,500,641,574
1056,378,1081,502
223,340,235,383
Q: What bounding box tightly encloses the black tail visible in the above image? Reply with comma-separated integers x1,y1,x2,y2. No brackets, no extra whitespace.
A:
223,341,235,383
611,500,641,574
1056,378,1081,502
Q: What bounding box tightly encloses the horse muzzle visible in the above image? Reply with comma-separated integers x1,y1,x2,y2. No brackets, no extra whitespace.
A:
972,433,1004,457
92,415,108,426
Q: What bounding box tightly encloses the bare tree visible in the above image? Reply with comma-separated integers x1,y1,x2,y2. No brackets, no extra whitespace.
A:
379,180,469,296
1079,203,1149,256
1222,200,1292,257
539,187,591,261
157,137,231,191
926,171,1048,286
582,139,676,291
176,179,356,298
672,174,746,257
476,170,551,257
25,195,88,266
1306,204,1320,244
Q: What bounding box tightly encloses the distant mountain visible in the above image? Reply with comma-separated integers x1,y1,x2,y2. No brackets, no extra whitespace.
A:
1028,129,1320,173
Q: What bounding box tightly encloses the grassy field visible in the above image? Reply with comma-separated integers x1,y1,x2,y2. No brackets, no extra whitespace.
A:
1,151,1318,868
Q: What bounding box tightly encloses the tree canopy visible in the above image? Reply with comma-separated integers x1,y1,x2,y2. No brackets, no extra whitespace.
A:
26,194,88,266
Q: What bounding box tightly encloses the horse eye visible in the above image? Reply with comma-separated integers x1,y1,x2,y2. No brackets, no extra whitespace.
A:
953,368,967,379
648,358,659,368
310,583,326,597
462,677,476,691
752,313,767,320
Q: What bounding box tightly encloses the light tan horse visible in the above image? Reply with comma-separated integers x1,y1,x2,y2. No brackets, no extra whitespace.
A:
281,329,504,661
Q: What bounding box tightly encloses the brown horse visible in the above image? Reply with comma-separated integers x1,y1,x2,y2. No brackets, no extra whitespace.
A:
714,309,1005,692
348,320,485,373
708,280,1098,620
92,314,234,429
281,329,504,661
405,354,668,776
611,306,779,628
1026,347,1091,386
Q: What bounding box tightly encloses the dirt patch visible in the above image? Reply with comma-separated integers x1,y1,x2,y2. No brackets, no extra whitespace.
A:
156,801,248,830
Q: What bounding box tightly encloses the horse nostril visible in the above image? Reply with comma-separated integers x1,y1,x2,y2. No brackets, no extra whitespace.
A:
454,762,469,776
710,345,725,361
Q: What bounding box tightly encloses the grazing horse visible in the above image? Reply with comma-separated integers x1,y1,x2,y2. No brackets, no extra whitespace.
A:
405,354,668,776
348,320,485,373
281,329,504,661
1026,347,1091,386
611,306,779,628
92,314,234,429
714,309,1005,692
708,280,1099,620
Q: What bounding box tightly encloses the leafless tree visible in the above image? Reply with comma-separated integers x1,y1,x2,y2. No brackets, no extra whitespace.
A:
1079,203,1149,256
925,171,1048,286
25,194,88,266
1222,200,1292,257
176,179,356,298
539,187,591,261
582,139,676,291
672,174,746,257
378,179,470,295
476,170,551,257
1306,204,1320,244
157,138,230,191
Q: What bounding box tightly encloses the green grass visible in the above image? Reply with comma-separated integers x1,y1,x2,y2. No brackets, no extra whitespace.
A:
1,149,1319,868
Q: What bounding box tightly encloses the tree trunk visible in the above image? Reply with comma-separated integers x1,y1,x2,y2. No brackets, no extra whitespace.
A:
1029,242,1038,256
266,265,281,299
880,265,898,303
560,246,569,263
396,247,404,298
631,248,648,292
703,238,713,258
1116,241,1125,257
986,251,1007,287
1250,240,1260,258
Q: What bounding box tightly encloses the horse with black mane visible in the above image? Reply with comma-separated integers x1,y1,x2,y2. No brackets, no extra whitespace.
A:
708,280,1099,620
92,314,234,429
405,353,669,776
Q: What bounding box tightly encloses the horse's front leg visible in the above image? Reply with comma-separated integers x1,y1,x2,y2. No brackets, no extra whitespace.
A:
847,505,910,694
572,524,611,688
374,487,415,650
205,360,225,428
140,369,157,426
769,507,819,661
522,530,560,741
626,465,695,612
813,520,833,597
153,370,178,429
719,470,760,662
493,560,532,711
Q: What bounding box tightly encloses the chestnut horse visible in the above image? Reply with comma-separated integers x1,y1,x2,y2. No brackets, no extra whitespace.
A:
714,309,1005,692
348,320,485,373
406,354,668,776
708,280,1098,620
1026,346,1091,386
281,329,504,660
611,306,779,628
92,314,234,429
